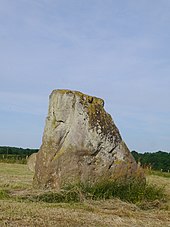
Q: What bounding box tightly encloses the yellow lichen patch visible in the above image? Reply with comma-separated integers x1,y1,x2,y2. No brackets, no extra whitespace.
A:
52,116,58,129
53,147,66,161
86,100,119,143
114,160,124,165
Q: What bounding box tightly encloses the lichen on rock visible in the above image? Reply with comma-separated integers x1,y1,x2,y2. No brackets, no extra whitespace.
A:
33,89,142,190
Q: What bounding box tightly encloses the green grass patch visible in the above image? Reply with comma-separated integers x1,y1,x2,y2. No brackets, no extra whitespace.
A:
149,170,170,178
79,180,165,204
0,189,10,199
24,179,166,207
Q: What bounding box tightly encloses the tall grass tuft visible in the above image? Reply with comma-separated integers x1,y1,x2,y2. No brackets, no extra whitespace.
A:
28,178,166,207
79,179,165,203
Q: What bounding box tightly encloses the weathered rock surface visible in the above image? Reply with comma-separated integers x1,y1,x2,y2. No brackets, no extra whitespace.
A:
33,89,140,189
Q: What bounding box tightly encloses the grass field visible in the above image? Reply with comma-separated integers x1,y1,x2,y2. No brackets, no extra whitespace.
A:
0,163,170,226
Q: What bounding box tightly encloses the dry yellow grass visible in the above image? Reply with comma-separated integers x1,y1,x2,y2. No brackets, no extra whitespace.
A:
0,163,170,227
147,174,170,208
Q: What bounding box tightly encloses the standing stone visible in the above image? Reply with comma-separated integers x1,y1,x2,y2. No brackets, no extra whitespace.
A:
33,90,140,189
27,153,37,172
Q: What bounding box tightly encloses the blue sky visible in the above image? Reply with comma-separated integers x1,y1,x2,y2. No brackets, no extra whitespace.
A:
0,0,170,152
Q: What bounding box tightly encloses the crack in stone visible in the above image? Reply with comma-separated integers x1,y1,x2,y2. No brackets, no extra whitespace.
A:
56,120,65,123
52,130,70,161
108,144,119,153
108,160,115,169
91,142,103,156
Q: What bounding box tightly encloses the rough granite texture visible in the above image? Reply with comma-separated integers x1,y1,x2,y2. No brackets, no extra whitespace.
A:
33,90,139,189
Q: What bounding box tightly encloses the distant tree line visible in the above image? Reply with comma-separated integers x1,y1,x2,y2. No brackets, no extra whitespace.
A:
131,150,170,172
0,146,38,155
0,146,38,164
